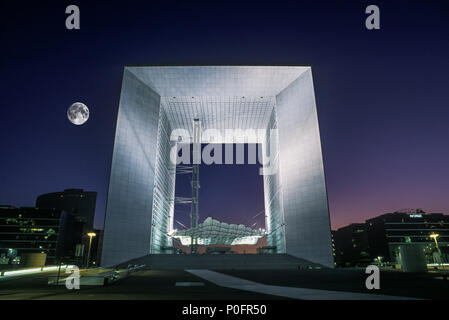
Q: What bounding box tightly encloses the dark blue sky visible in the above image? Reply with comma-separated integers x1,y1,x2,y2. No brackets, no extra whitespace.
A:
1,0,448,230
174,145,265,231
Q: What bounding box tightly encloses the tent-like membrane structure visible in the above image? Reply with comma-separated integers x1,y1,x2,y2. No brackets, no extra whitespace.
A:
171,217,266,246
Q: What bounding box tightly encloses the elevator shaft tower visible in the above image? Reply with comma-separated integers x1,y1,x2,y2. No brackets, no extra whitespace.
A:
190,119,201,253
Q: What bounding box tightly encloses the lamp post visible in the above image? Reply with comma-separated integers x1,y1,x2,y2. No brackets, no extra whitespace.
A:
86,232,96,268
430,233,439,249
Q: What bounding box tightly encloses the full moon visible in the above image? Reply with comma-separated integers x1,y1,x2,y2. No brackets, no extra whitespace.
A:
67,102,89,125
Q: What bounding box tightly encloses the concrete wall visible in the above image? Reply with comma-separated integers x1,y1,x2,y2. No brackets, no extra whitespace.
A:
101,70,161,266
276,69,334,267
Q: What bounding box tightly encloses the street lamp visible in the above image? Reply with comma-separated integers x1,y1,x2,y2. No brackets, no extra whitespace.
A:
86,232,96,268
430,233,439,249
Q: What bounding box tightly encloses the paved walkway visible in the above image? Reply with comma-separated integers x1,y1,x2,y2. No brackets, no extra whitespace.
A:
186,269,418,300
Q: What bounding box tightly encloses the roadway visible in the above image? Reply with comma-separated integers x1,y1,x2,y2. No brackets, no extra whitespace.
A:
0,269,284,300
1,267,448,300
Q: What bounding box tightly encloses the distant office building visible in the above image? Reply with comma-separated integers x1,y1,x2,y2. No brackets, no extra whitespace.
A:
0,205,103,267
366,209,449,265
333,223,371,267
333,209,449,267
36,189,97,229
0,206,83,265
35,188,103,265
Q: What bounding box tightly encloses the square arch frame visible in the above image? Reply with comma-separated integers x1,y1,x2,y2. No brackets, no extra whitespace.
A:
101,66,334,267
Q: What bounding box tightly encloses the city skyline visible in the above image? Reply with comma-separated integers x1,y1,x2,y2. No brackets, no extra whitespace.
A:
4,181,446,231
1,1,448,231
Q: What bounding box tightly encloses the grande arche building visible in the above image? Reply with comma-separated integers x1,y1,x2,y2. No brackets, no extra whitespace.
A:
101,66,334,268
